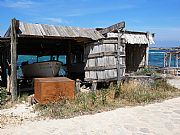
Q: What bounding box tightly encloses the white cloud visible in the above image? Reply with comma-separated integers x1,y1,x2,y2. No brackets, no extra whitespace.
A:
0,0,36,8
33,17,68,25
43,18,63,24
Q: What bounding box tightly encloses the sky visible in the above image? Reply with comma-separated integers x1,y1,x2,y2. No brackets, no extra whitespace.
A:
0,0,180,47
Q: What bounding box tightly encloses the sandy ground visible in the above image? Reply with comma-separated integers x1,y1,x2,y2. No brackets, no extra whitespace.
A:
0,79,180,135
167,78,180,89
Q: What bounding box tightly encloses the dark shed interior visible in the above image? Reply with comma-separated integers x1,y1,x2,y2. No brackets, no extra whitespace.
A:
17,37,90,80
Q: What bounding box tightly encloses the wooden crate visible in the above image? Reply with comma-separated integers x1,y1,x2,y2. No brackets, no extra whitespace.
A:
34,77,75,104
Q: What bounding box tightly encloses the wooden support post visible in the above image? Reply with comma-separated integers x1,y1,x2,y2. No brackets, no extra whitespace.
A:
117,31,121,85
76,79,81,92
91,80,97,91
145,32,151,67
67,41,72,77
10,18,18,101
145,45,149,67
117,29,125,85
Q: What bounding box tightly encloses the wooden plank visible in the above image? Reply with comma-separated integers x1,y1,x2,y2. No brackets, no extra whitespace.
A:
103,39,118,44
105,56,117,67
99,22,125,35
84,77,118,82
85,65,125,71
105,69,117,79
97,71,105,80
97,57,105,67
88,52,116,58
88,59,96,67
117,32,125,83
10,18,18,101
104,44,115,52
89,71,97,79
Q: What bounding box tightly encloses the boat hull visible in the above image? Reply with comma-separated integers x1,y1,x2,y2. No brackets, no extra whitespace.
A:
21,61,62,78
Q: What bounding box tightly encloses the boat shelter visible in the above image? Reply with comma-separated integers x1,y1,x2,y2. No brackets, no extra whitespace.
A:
0,18,154,101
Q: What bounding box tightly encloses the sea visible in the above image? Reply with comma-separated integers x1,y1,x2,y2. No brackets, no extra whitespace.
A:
149,49,179,67
16,49,176,77
149,49,165,67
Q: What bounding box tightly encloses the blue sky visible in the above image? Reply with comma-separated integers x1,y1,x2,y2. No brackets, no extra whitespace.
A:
0,0,180,47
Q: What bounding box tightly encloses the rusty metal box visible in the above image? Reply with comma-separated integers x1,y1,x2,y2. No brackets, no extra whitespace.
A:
34,77,75,104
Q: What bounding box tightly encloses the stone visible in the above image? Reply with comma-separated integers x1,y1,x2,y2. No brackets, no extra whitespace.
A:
139,128,150,133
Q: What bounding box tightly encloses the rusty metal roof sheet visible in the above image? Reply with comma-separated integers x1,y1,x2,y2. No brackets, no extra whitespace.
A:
5,21,105,40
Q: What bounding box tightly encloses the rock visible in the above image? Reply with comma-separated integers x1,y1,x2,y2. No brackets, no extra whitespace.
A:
22,101,26,104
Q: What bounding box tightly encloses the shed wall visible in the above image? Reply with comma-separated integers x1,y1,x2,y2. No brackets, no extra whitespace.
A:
84,39,125,82
125,44,147,72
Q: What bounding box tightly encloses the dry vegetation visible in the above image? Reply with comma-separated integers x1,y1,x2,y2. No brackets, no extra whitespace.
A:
35,79,180,119
0,87,7,108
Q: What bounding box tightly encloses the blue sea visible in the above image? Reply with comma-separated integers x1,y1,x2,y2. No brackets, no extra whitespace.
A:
149,50,165,67
149,49,179,67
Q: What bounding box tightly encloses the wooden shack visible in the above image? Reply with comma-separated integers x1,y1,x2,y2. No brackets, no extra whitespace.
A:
0,18,154,101
84,30,155,82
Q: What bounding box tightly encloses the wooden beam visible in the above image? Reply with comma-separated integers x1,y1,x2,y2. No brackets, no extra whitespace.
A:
98,22,125,35
117,32,122,83
145,45,149,67
85,77,117,82
75,79,81,92
85,65,126,71
67,41,72,77
87,52,116,59
10,18,18,101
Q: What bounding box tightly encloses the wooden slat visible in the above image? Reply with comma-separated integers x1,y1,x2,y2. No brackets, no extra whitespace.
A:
88,52,116,58
85,65,125,71
84,77,118,82
102,39,118,44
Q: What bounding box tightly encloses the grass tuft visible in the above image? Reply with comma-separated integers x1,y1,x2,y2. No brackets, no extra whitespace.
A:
0,87,7,107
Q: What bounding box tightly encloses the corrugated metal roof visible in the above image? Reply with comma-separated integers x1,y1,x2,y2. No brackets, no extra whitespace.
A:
107,32,155,44
5,22,105,40
122,34,150,44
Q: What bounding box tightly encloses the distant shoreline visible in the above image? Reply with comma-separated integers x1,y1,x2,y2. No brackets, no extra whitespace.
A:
150,47,180,51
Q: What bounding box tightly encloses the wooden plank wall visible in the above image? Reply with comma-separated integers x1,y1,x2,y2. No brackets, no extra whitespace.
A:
84,38,125,82
125,44,147,72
